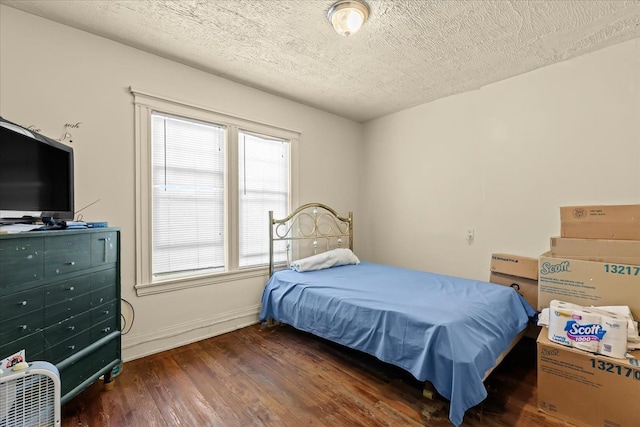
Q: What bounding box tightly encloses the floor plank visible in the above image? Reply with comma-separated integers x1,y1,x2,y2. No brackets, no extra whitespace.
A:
61,324,571,426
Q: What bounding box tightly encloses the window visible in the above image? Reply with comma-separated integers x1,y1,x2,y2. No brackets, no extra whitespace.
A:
151,113,225,279
238,130,289,268
132,88,298,295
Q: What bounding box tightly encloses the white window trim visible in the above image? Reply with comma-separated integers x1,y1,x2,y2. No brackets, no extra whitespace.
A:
131,87,299,296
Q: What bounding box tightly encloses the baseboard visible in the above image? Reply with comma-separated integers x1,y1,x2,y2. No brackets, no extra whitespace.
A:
122,304,261,362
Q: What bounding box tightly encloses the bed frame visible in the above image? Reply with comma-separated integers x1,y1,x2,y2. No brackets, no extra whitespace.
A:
269,203,353,277
267,202,523,403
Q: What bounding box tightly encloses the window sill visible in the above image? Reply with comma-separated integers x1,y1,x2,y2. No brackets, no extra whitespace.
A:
135,267,270,296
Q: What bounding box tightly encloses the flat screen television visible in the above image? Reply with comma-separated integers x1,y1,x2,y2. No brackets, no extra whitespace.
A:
0,116,74,222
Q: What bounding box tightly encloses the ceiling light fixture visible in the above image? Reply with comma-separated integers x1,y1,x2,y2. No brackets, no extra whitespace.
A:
327,0,369,37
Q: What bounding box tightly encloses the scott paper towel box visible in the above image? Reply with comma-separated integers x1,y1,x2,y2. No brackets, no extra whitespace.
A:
537,253,640,319
538,331,640,427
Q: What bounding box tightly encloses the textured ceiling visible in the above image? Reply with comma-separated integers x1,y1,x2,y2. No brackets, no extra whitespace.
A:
2,0,640,122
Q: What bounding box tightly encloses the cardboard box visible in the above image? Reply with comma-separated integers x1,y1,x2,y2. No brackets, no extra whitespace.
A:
550,236,640,265
537,331,640,427
560,204,640,240
490,253,538,280
561,204,640,223
489,272,541,339
537,253,640,319
489,272,538,309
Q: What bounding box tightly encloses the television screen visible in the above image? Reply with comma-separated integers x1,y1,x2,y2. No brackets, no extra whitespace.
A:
0,117,74,221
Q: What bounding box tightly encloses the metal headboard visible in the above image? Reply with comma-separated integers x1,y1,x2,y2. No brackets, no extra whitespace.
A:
269,203,353,277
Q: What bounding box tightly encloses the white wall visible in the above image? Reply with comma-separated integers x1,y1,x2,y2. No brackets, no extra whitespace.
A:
0,6,363,360
360,38,640,280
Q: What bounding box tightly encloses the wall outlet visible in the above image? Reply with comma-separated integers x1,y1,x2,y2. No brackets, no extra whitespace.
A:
467,229,475,244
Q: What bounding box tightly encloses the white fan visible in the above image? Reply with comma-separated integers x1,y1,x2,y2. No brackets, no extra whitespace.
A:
0,362,61,427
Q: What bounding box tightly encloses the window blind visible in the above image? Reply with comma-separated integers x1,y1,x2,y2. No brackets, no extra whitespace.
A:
151,113,226,279
238,130,289,268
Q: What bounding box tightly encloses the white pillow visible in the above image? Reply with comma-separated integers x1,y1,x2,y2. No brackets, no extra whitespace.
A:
290,248,360,272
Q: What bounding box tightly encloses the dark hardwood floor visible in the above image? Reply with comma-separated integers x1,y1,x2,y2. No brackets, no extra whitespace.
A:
62,324,569,426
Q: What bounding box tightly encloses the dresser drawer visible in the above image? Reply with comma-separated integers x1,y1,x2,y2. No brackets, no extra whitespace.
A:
91,317,119,341
0,286,44,321
45,234,91,277
91,284,117,307
45,292,91,324
47,329,92,364
0,330,44,360
90,267,117,290
91,300,118,325
91,232,118,267
45,310,91,345
0,237,44,291
45,276,90,306
90,268,117,307
0,311,45,342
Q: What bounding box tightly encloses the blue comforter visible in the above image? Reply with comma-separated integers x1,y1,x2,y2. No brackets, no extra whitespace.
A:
259,262,535,426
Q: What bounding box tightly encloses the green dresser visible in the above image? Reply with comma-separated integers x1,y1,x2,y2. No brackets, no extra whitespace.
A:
0,227,121,404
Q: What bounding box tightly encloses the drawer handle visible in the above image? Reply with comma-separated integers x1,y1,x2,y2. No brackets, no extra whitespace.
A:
103,327,111,333
68,345,75,350
68,287,75,291
19,301,27,306
67,326,75,331
66,261,75,266
103,310,110,315
99,237,110,263
18,325,27,330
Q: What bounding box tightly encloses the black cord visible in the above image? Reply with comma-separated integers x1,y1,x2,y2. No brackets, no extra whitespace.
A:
121,298,135,335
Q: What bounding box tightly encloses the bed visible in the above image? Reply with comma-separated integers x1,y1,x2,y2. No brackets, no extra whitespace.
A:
259,203,535,426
